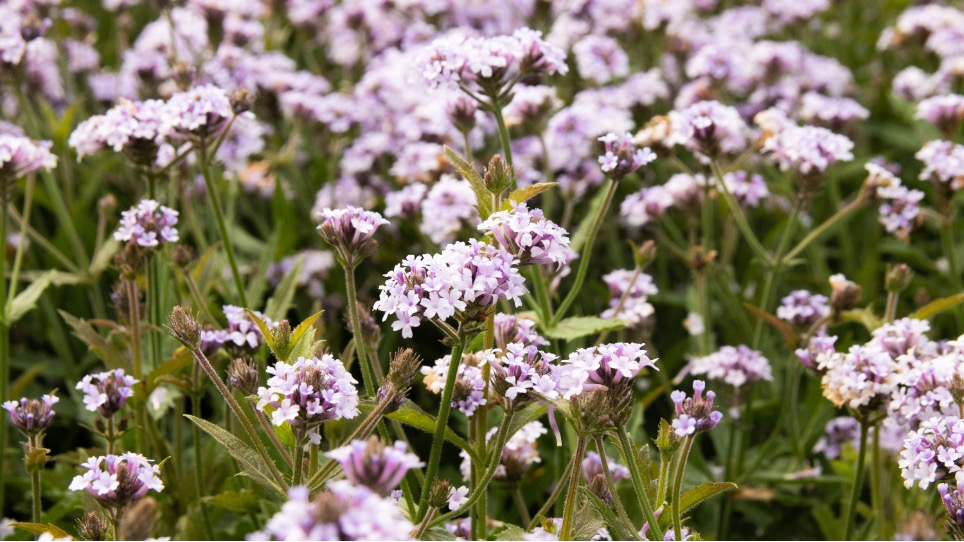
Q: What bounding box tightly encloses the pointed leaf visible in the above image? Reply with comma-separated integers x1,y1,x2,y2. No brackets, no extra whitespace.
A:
205,490,263,514
493,524,528,541
380,400,481,464
909,292,964,320
507,182,558,205
444,145,493,219
572,497,606,541
12,523,71,539
6,270,57,324
291,311,323,346
185,414,285,496
246,310,277,352
543,316,626,340
839,306,882,331
59,310,129,371
264,257,303,321
741,301,797,349
147,348,194,389
658,482,737,528
581,487,638,542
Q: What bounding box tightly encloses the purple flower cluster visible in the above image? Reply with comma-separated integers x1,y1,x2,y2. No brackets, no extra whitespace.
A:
68,99,169,163
2,394,58,436
492,313,548,350
256,355,360,430
721,171,770,208
691,345,773,388
317,206,389,265
813,417,860,460
620,185,675,228
374,241,526,338
325,438,424,497
68,453,164,508
776,290,830,329
761,124,854,176
559,343,657,398
916,94,964,135
671,380,723,438
490,342,562,403
164,84,238,140
460,421,546,482
916,140,964,190
76,369,138,418
600,269,659,328
573,35,629,85
200,305,278,353
899,416,964,489
113,199,179,250
249,483,414,540
597,132,657,179
421,352,487,416
939,479,964,533
478,202,571,268
0,134,58,181
870,163,924,240
419,176,478,245
799,92,869,128
666,100,749,158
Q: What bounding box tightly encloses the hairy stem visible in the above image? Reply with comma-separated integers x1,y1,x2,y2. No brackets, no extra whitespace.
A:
671,436,695,542
616,428,664,540
560,436,588,540
843,420,869,541
595,437,643,541
344,265,378,395
197,144,248,307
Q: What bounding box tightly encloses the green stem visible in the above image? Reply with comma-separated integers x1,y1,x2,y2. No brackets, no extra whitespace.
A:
0,187,9,513
192,365,214,541
147,256,163,370
490,100,514,169
616,428,663,540
527,266,554,325
29,435,41,524
884,291,898,323
513,486,532,526
784,196,865,263
871,424,882,540
293,435,306,486
528,454,576,530
197,144,248,308
417,336,467,520
940,214,964,325
671,436,695,542
344,265,378,395
595,437,643,541
5,175,33,310
553,178,620,325
843,420,869,541
414,508,436,540
560,436,588,541
656,453,670,510
709,162,770,264
251,403,294,468
752,203,800,346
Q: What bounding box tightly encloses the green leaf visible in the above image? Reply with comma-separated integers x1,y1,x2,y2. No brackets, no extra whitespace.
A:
839,306,882,331
569,184,609,254
12,522,72,539
572,496,606,541
278,310,324,361
380,400,481,464
741,301,797,349
507,403,547,442
185,414,286,496
493,524,528,541
581,487,638,541
246,310,277,352
543,316,626,340
260,405,297,447
909,292,964,320
658,482,737,528
444,145,493,219
507,182,558,204
205,490,262,514
6,270,57,325
90,238,121,276
264,257,303,321
146,348,193,389
59,310,129,371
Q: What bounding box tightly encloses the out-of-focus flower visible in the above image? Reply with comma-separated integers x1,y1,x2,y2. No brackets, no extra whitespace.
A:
68,453,164,509
916,140,964,190
691,345,773,388
582,450,629,483
317,206,389,267
76,369,138,418
667,100,749,158
68,99,169,165
899,416,964,489
600,269,658,328
0,133,57,189
762,124,854,176
777,290,830,329
813,417,860,459
573,35,629,85
460,421,546,483
165,84,239,140
916,94,964,135
597,132,657,179
419,176,478,245
2,393,57,437
325,438,424,497
493,313,548,350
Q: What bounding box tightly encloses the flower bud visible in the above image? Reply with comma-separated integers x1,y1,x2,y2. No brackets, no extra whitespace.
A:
76,511,110,541
483,155,515,195
633,240,658,270
230,88,255,114
227,358,260,395
317,207,388,268
429,479,452,509
168,306,201,349
689,245,716,272
171,244,194,267
829,273,861,313
118,497,158,542
886,263,913,294
387,348,422,392
587,473,611,504
3,393,58,437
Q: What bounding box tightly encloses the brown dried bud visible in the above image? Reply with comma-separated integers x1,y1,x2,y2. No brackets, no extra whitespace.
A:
168,306,201,349
77,511,110,541
428,479,453,509
98,194,117,215
171,244,194,267
227,358,260,395
633,240,658,270
689,246,716,272
114,243,145,278
587,474,611,504
829,274,861,313
387,348,422,391
231,88,255,114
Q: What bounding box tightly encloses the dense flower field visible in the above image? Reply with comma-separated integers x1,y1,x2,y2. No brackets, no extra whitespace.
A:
1,0,964,540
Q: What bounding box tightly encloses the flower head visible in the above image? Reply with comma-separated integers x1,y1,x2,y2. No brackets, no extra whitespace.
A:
76,369,138,418
460,421,546,483
317,206,389,267
762,124,854,176
601,270,658,328
916,94,964,136
490,343,561,405
559,343,657,399
68,453,164,509
68,99,169,165
478,201,571,268
492,313,548,350
256,354,360,431
777,290,830,329
670,381,723,437
597,132,657,179
0,133,57,193
916,140,964,190
113,199,179,251
691,345,773,388
3,393,58,436
667,101,749,158
165,84,237,140
325,438,424,497
899,416,964,489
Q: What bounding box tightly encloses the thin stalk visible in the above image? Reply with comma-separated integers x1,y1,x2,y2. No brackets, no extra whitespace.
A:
784,196,865,263
251,402,294,468
940,215,964,324
513,486,532,526
29,435,41,523
752,203,800,346
695,270,712,355
884,291,899,323
414,508,436,540
528,454,576,530
554,178,620,325
0,187,10,510
189,347,287,488
106,416,116,455
671,436,695,542
616,428,664,540
656,454,670,509
344,265,379,395
871,424,883,540
709,162,771,264
560,436,588,541
843,420,869,541
197,144,248,307
192,365,215,541
126,279,148,455
595,437,643,541
292,435,306,486
147,256,162,370
490,100,514,169
527,266,554,325
417,337,467,520
5,175,34,310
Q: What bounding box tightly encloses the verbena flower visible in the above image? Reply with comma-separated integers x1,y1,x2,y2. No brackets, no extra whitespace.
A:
374,240,526,338
256,355,360,431
819,343,898,412
671,380,723,437
916,140,964,190
324,438,424,497
939,478,964,537
478,201,571,268
249,482,413,540
68,99,169,165
492,313,548,350
597,132,657,179
600,269,658,328
721,171,770,208
447,485,469,510
620,185,674,228
573,35,629,85
666,100,749,158
317,206,389,267
3,393,58,437
113,199,179,250
165,84,238,140
0,133,57,188
691,345,773,388
813,417,860,459
776,290,830,329
582,451,629,483
76,369,138,418
899,415,964,489
200,305,278,354
68,453,164,509
916,94,964,135
490,343,561,404
421,352,487,416
419,176,478,245
762,124,854,176
559,343,657,399
799,92,869,128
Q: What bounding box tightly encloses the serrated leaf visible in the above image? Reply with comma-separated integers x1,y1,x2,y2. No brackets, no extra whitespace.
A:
246,309,276,352
12,523,71,539
581,487,638,541
658,482,737,528
493,524,528,541
378,400,481,464
278,311,324,361
741,301,797,349
543,316,626,340
185,414,285,496
147,348,193,389
909,292,964,320
839,306,882,331
59,310,129,371
205,490,262,514
572,496,606,541
508,182,558,204
6,270,57,324
444,145,493,219
264,257,303,321
506,403,547,444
